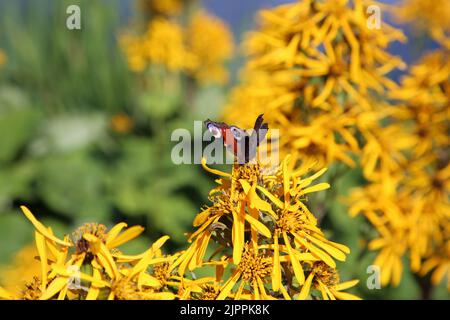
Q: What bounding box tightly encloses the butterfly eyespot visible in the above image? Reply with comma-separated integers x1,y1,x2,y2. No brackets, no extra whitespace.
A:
207,124,222,138
230,126,244,141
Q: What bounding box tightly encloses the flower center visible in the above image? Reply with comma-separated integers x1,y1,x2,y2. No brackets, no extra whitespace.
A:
237,245,272,284
153,262,170,283
234,163,261,184
276,209,306,234
73,223,108,255
199,284,219,300
312,262,340,287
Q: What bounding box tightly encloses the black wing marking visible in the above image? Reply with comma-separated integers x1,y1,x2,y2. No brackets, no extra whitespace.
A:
241,114,269,163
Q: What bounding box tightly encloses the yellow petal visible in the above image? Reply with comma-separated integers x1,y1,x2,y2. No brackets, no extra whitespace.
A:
105,222,128,244
201,157,231,178
272,232,281,292
301,183,330,194
294,233,336,268
332,290,362,300
142,292,176,300
106,225,145,249
40,277,68,300
193,208,212,227
298,272,314,300
283,155,291,200
231,206,245,265
21,206,72,246
334,279,359,291
138,272,162,289
245,214,271,238
256,185,284,209
35,231,48,291
283,232,305,285
279,283,291,300
0,287,14,300
217,271,240,300
86,268,102,300
304,233,346,261
98,242,120,279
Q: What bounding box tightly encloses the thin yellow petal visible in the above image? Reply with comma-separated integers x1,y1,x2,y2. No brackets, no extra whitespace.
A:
244,214,271,238
217,271,240,300
231,206,245,265
272,232,281,292
334,279,359,291
40,277,68,300
21,206,72,246
283,232,305,285
0,287,14,300
298,272,314,300
35,231,48,291
105,222,127,244
107,225,145,249
201,157,231,178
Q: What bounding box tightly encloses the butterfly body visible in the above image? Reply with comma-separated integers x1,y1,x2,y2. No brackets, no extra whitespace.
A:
204,114,268,163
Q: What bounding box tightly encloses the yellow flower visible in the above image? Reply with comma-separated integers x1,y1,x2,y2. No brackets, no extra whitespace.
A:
299,262,360,300
360,124,417,181
348,47,450,289
174,154,357,299
217,243,273,300
0,245,41,298
186,11,234,84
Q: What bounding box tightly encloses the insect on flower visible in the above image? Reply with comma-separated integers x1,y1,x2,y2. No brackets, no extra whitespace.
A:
204,114,268,164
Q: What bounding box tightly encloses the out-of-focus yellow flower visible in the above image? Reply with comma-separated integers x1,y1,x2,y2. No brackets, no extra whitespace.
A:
186,11,234,84
223,0,405,170
111,113,133,134
397,0,450,49
420,240,450,291
143,18,197,71
121,9,234,84
348,49,450,288
120,33,148,72
0,245,41,298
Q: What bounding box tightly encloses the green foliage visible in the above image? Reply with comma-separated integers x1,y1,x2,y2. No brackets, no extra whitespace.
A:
0,0,219,261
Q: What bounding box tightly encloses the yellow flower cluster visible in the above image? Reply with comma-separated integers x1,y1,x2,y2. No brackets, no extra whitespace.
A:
347,50,450,288
120,8,234,84
0,155,359,300
186,11,235,84
120,18,196,73
397,0,450,49
174,155,360,299
223,0,405,169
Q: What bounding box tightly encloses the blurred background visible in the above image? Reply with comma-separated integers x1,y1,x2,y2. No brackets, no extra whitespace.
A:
0,0,447,299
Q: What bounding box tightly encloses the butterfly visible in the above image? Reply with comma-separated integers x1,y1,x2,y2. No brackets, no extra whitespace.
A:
204,114,269,164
